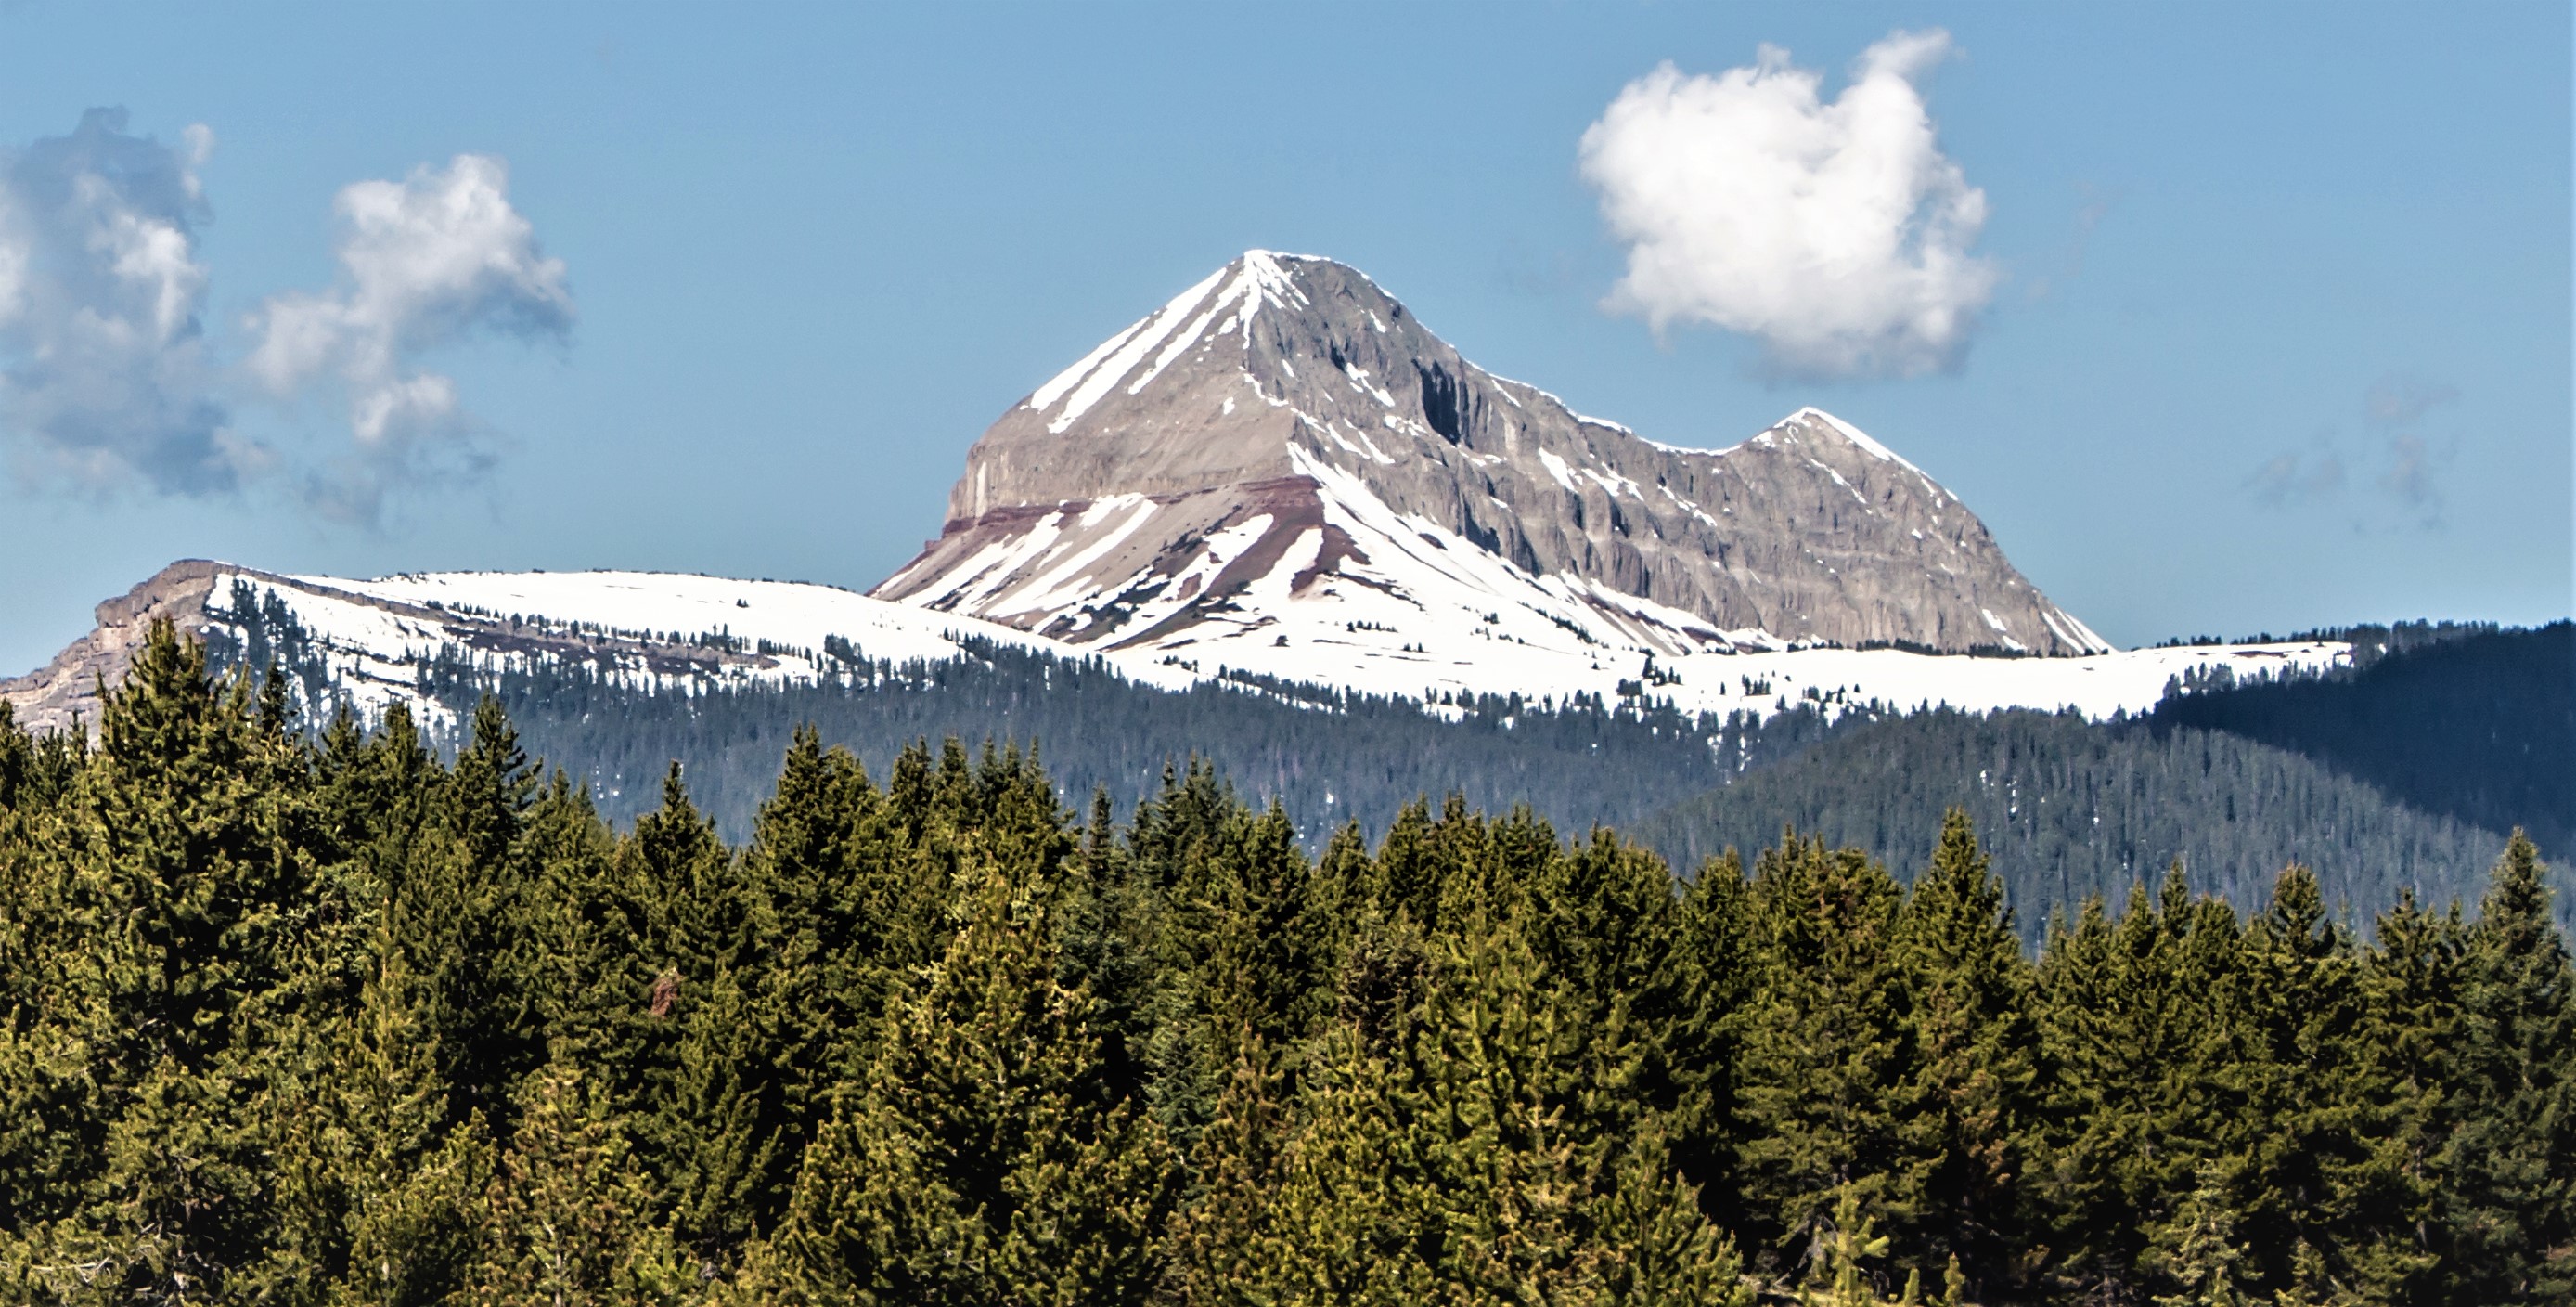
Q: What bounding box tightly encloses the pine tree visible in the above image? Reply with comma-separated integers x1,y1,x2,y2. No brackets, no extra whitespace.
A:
612,763,785,1259
429,697,546,1129
1193,913,1749,1305
1186,1023,1422,1305
2439,831,2575,1303
58,620,317,1297
2034,865,2253,1302
1734,835,1919,1290
763,858,1178,1304
2351,888,2463,1302
1890,810,2041,1298
468,1063,690,1306
715,728,911,1246
1665,850,1755,1236
1195,803,1332,1068
2144,1163,2254,1307
2229,863,2433,1301
259,925,489,1306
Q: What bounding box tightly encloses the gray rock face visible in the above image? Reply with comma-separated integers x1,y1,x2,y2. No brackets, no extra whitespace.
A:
877,252,2106,656
0,560,227,736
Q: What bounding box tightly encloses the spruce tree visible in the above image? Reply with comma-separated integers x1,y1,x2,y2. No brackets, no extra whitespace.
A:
2035,866,2252,1302
59,620,316,1297
763,858,1178,1304
1890,810,2041,1298
1734,835,1920,1291
259,925,489,1306
430,697,545,1129
1665,850,1755,1236
467,1063,689,1306
2353,889,2464,1302
2439,832,2575,1303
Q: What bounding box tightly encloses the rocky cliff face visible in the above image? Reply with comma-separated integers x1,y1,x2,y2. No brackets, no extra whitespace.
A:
0,560,228,736
875,251,2106,657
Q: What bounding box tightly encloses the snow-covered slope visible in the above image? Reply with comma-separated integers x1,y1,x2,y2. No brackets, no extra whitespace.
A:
877,251,2109,658
253,569,2347,726
5,561,2345,744
0,254,2334,744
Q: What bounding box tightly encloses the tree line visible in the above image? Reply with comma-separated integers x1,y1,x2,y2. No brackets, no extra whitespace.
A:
202,580,2544,940
0,623,2568,1305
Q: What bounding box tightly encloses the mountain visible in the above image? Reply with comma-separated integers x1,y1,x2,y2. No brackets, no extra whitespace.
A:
5,254,2348,742
0,561,1076,739
876,250,2110,669
7,252,2363,755
0,560,2337,747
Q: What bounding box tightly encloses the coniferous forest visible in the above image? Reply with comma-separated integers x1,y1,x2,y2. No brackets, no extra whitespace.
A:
3,624,2571,1306
201,589,2566,938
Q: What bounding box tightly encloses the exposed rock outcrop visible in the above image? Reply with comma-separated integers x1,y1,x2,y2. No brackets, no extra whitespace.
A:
875,252,2106,657
0,560,229,736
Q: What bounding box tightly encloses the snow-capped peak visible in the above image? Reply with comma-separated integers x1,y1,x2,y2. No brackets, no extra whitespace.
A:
1022,250,1334,434
928,252,2109,658
1784,406,1926,475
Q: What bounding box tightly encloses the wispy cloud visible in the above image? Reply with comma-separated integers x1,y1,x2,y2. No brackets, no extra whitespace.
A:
2376,431,2451,524
0,110,571,524
0,109,265,495
2364,375,2459,430
2245,440,2345,506
2024,183,2117,304
249,153,573,524
2248,375,2459,529
1578,30,1998,380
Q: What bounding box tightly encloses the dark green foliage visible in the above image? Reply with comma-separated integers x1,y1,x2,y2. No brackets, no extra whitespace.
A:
2152,622,2575,854
1889,813,2043,1300
1730,835,1919,1287
2437,831,2576,1304
761,856,1177,1305
1,625,2568,1305
1642,707,2527,940
207,596,2571,941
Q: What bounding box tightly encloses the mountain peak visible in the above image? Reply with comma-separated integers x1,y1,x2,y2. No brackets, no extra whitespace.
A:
882,254,2108,658
1767,406,1926,475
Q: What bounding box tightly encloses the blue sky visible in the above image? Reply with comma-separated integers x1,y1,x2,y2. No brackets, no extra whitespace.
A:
0,3,2566,675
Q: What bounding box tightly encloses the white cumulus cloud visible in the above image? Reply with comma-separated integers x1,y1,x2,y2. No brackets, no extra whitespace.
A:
0,109,262,494
1579,30,1999,379
251,153,571,521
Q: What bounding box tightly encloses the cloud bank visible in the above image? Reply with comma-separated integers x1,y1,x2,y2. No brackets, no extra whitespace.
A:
0,109,261,494
251,154,573,522
1578,30,1998,379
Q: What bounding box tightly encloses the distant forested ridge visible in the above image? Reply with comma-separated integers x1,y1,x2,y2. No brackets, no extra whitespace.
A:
197,572,1849,845
1637,707,2535,940
1633,626,2570,937
196,589,2570,933
0,622,2569,1305
2149,621,2573,855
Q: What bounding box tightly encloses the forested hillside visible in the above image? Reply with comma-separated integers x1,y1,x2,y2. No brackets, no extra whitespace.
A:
404,636,1831,845
2151,622,2574,855
194,592,2574,935
2,623,2569,1305
1637,708,2531,939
